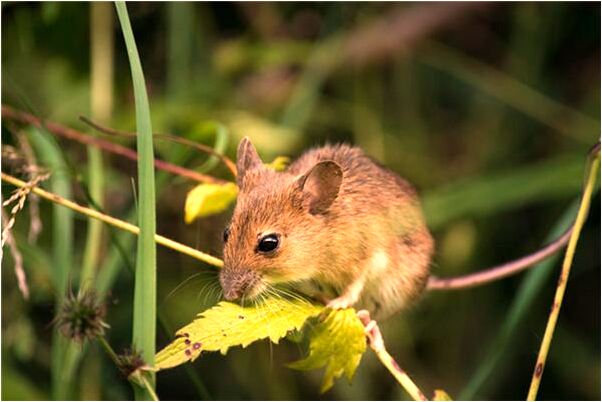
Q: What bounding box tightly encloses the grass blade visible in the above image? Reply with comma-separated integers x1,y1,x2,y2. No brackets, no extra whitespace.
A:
27,127,75,399
423,152,585,230
81,1,113,291
115,2,157,399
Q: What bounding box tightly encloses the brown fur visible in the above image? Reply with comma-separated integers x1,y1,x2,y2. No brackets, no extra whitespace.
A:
220,138,434,319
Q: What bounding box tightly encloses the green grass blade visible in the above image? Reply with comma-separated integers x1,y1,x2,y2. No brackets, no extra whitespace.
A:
166,2,194,101
27,127,76,399
115,2,157,399
280,36,341,131
81,1,113,291
416,42,598,143
423,153,585,230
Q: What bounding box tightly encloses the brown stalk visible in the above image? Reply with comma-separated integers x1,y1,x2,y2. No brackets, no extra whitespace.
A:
1,105,225,184
78,115,238,177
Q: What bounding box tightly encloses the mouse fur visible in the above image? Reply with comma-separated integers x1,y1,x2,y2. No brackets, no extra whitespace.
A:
220,137,433,319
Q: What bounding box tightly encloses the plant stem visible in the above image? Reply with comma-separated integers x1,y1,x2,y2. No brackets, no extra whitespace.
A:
1,172,223,268
81,1,113,291
141,376,160,401
1,104,224,184
358,312,427,401
79,115,237,177
526,149,600,400
97,336,121,368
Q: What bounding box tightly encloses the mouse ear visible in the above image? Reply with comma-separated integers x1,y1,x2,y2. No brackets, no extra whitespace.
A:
236,137,262,187
296,160,343,215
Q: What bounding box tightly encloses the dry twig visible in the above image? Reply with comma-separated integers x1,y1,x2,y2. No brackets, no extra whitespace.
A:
2,105,225,184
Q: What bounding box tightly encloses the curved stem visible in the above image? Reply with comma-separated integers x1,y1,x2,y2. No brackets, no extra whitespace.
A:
140,376,160,401
527,151,599,400
79,115,238,177
1,105,224,184
358,312,427,401
1,172,223,269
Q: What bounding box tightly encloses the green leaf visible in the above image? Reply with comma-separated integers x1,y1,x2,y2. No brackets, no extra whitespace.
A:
433,389,454,400
289,308,367,393
184,182,238,223
154,298,323,370
265,156,291,172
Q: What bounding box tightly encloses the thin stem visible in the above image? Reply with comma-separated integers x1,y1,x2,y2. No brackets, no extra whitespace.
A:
526,150,600,400
358,312,427,401
79,115,238,177
97,336,160,401
1,172,223,269
1,105,225,184
97,336,121,368
140,375,160,401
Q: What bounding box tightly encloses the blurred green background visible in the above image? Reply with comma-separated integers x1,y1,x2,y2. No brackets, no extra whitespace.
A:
1,2,600,400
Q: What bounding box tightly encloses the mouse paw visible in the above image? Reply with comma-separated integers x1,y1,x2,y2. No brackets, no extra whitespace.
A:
356,310,377,335
326,296,353,310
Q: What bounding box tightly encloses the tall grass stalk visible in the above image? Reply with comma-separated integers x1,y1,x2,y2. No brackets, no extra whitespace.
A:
81,2,113,291
459,201,579,399
27,128,76,399
527,149,600,399
417,42,597,143
167,2,194,102
115,2,157,399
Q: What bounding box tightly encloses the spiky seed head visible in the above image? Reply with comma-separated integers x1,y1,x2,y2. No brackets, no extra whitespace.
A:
55,289,108,343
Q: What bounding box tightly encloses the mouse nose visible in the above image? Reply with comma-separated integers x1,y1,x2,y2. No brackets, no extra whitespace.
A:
223,287,240,301
219,269,253,301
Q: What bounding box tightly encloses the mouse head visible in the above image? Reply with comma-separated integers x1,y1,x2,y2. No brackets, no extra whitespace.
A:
219,137,342,302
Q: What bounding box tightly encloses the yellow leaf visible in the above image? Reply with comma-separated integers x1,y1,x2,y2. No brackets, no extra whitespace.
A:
288,308,367,393
184,182,238,223
265,156,290,172
154,298,323,370
433,389,454,400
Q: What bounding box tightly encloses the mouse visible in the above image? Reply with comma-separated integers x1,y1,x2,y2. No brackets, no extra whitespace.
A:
219,137,434,319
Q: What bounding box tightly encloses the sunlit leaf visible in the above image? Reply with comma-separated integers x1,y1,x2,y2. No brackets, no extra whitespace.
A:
265,156,291,172
154,298,323,370
289,308,366,393
433,389,454,400
184,182,238,223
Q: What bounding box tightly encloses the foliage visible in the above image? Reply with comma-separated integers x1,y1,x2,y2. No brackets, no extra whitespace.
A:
1,3,599,400
184,182,238,224
289,308,366,393
115,2,158,398
155,298,322,369
155,299,370,394
433,389,454,400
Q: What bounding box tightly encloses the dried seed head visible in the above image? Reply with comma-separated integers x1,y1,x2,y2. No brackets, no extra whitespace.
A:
117,348,152,384
55,289,108,343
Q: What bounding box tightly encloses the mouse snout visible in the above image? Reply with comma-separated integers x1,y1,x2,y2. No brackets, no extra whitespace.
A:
219,268,257,301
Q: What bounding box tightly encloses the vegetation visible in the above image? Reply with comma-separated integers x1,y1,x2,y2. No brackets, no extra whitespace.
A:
2,3,599,400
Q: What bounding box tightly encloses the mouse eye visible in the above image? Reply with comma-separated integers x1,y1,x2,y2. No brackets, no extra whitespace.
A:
223,227,230,243
256,233,280,253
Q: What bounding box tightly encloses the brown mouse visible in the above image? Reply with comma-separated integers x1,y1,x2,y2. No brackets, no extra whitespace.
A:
220,137,434,319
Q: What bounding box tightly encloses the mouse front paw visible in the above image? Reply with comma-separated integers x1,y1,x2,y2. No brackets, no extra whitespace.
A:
326,296,353,310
